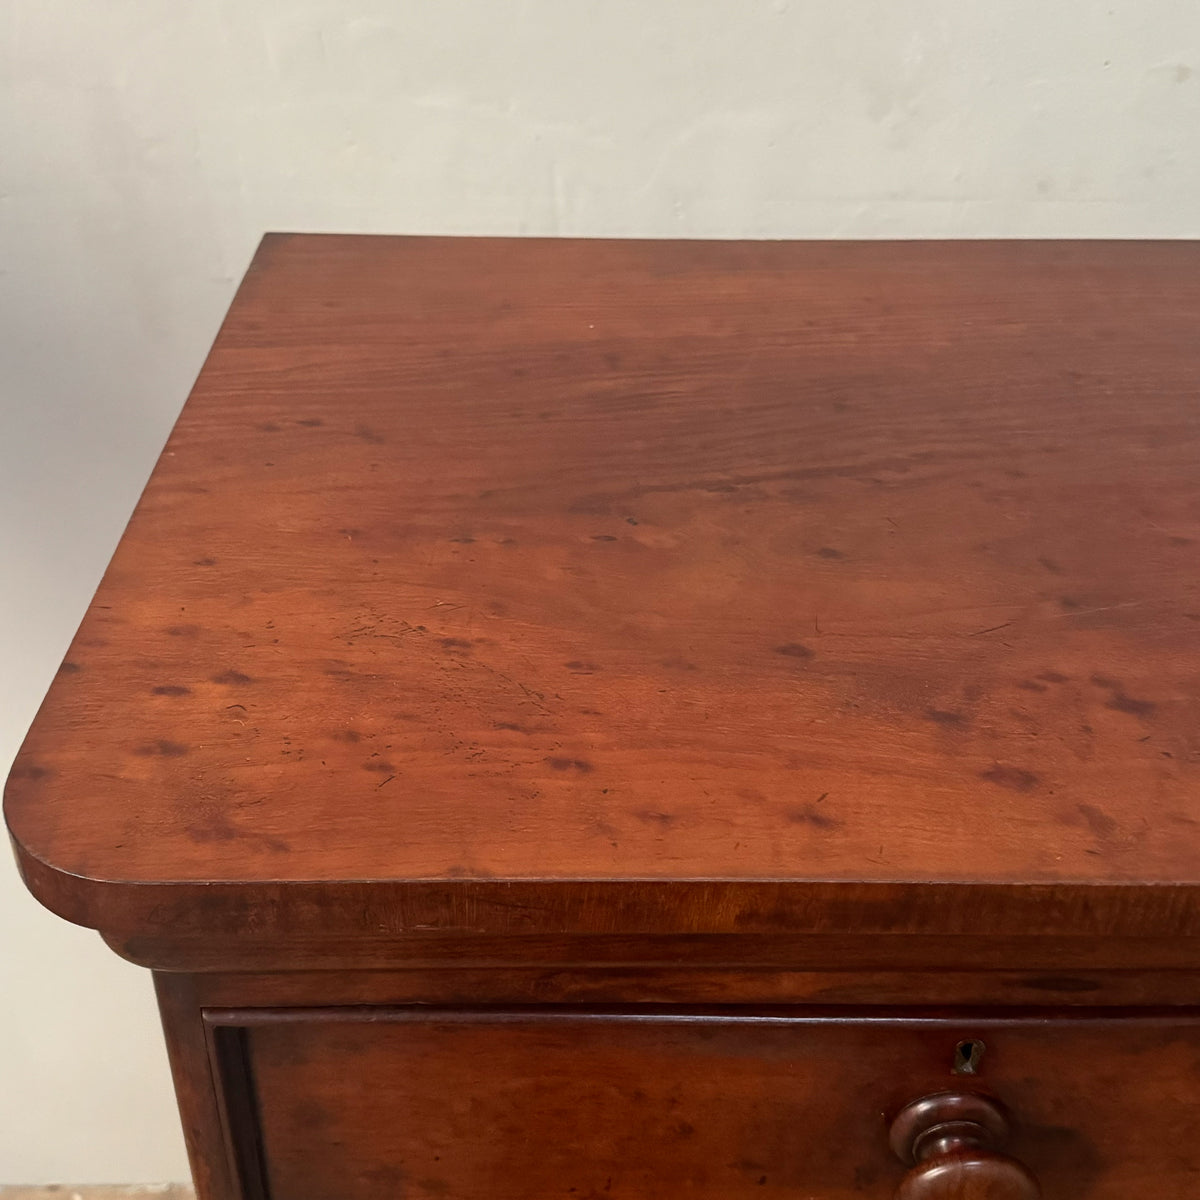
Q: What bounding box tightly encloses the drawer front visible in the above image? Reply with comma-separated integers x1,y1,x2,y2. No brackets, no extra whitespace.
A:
223,1010,1200,1199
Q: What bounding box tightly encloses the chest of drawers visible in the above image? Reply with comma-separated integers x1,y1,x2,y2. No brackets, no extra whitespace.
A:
8,235,1200,1199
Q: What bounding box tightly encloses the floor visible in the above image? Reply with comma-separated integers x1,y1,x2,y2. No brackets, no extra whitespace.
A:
0,1189,193,1200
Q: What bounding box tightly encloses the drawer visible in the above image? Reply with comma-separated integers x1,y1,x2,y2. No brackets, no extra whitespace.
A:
213,1009,1200,1200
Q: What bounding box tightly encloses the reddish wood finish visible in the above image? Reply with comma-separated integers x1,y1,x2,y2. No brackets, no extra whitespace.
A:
890,1093,1039,1200
9,239,1200,1200
8,238,1200,962
216,1009,1200,1200
153,975,240,1200
181,960,1200,1010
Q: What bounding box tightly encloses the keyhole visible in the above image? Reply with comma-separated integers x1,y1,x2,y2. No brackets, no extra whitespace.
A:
953,1039,985,1074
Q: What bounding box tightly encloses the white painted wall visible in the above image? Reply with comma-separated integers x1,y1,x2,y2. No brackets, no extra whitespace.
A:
2,0,1199,1183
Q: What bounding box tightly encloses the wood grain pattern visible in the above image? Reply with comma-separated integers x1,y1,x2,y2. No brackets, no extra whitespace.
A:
154,974,240,1200
229,1008,1200,1200
180,958,1200,1010
8,236,1200,955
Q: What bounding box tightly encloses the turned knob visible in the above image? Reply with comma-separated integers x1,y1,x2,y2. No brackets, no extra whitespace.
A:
889,1092,1040,1200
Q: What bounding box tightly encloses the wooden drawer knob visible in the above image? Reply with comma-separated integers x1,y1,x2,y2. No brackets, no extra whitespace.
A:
889,1092,1040,1200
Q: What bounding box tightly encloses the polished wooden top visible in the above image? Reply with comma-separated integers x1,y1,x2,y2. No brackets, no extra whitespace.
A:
7,236,1200,945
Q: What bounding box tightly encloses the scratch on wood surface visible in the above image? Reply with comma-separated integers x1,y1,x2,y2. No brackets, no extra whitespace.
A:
1051,601,1143,619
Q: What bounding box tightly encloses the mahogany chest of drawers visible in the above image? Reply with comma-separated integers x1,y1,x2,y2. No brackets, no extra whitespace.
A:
8,236,1200,1199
